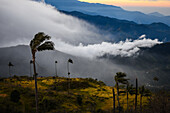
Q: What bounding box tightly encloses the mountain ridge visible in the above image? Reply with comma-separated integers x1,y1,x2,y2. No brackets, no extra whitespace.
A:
61,10,170,42
43,0,170,25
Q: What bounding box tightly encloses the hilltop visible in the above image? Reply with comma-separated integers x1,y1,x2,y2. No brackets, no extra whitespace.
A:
0,76,169,113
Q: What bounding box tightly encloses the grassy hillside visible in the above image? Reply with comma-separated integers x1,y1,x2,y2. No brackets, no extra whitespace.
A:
0,76,169,113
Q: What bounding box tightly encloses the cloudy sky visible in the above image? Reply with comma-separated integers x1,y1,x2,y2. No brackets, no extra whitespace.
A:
0,0,162,59
79,0,170,15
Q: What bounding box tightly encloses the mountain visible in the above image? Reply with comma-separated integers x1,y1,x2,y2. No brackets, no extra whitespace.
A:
0,44,170,88
43,0,170,25
61,11,170,42
148,12,164,17
100,42,170,88
0,45,125,86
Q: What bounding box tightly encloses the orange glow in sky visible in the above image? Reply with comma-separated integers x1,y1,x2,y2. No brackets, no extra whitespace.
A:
79,0,170,7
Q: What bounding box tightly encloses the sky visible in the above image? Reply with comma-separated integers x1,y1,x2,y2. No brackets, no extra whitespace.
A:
79,0,170,15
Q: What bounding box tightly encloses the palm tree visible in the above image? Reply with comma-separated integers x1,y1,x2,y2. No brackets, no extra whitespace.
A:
139,85,145,113
112,88,116,113
126,82,129,112
30,32,54,113
30,60,33,78
67,58,73,94
54,60,58,83
114,72,128,113
8,62,14,77
135,78,138,113
139,85,152,113
127,83,136,111
55,61,58,77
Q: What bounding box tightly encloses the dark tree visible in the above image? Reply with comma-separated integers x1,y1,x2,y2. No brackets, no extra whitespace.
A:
30,60,33,78
153,77,159,82
135,78,138,113
55,61,58,77
112,88,116,113
67,58,73,94
114,72,128,113
30,32,54,113
10,90,20,103
77,95,82,106
8,62,14,77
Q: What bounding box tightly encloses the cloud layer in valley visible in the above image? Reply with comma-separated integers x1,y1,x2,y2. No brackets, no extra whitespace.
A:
0,0,162,59
55,35,162,58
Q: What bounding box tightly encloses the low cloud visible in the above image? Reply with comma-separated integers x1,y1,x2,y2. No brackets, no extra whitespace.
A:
0,0,109,47
55,36,162,58
0,0,162,59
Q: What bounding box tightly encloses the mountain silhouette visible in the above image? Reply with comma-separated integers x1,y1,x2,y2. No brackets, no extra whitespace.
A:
61,11,170,42
43,0,170,25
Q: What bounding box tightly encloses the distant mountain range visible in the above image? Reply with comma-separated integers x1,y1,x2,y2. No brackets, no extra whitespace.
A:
100,42,170,88
0,43,170,88
42,0,170,25
61,11,170,42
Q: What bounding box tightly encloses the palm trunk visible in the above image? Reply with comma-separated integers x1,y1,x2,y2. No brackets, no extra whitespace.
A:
9,66,11,77
112,88,115,113
127,84,129,112
33,53,38,113
116,82,120,113
55,63,57,83
30,63,32,78
135,78,138,113
67,62,70,94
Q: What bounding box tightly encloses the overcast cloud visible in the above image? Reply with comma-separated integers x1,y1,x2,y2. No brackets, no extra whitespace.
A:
0,0,162,58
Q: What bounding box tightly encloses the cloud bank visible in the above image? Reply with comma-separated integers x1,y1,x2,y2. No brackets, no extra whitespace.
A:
0,0,162,59
55,36,162,58
0,0,108,46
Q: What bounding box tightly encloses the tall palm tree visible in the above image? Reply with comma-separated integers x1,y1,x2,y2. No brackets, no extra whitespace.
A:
8,62,14,77
30,32,54,113
139,85,152,113
30,60,33,78
139,85,145,113
54,60,58,83
67,58,73,94
55,61,58,77
135,78,138,113
112,88,116,113
126,82,129,112
114,72,128,113
127,83,136,111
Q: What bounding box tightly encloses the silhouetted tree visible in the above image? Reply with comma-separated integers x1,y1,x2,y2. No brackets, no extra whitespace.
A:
77,95,82,106
30,60,33,78
10,90,20,103
67,58,73,94
153,77,159,82
114,72,128,113
126,82,129,112
135,78,138,113
112,88,116,113
55,61,58,77
8,62,14,77
30,32,54,113
139,85,144,113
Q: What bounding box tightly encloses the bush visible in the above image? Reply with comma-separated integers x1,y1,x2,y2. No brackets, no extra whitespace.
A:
10,90,20,103
77,95,82,106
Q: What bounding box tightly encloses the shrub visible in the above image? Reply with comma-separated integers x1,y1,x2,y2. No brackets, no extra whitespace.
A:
77,95,82,106
10,90,20,103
